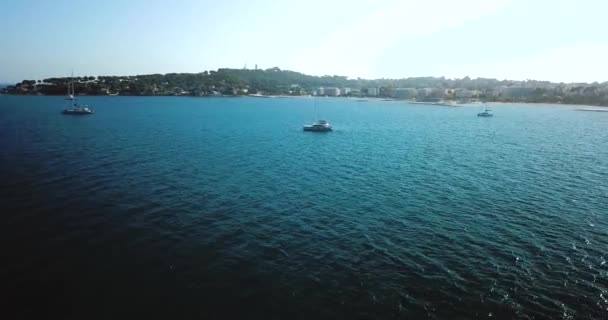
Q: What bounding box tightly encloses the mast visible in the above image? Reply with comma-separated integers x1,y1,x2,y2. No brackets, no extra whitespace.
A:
65,70,77,107
71,70,75,98
314,97,318,121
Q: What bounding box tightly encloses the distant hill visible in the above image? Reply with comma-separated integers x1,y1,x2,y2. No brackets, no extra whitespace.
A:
3,68,608,106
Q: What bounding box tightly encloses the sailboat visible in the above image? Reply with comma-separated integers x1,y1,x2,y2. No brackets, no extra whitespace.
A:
303,97,332,131
62,76,94,115
477,104,493,117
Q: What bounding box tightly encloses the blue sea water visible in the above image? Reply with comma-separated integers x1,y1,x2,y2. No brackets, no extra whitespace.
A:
1,95,607,319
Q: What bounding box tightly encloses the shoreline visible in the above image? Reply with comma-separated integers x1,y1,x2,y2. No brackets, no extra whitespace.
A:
3,93,608,108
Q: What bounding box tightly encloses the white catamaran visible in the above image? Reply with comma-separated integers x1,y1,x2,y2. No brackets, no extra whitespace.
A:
62,77,94,115
303,97,332,131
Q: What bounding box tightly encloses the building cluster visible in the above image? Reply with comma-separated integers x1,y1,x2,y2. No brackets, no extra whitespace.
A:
314,86,482,100
311,85,582,102
314,87,376,97
393,88,481,100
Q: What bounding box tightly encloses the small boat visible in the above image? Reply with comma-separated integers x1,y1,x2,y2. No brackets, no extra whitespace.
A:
248,93,270,98
303,120,332,131
62,105,95,115
433,100,457,107
477,106,493,117
62,78,95,115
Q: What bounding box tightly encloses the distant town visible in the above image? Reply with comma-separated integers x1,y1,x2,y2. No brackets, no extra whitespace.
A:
3,67,608,106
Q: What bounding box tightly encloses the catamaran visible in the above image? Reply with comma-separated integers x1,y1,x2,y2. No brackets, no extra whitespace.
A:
303,97,332,131
62,78,94,115
477,105,493,117
303,120,333,131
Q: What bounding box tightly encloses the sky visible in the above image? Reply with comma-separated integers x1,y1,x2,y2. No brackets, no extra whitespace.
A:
1,0,607,83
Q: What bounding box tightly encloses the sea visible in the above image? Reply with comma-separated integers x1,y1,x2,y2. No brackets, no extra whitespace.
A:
1,95,607,319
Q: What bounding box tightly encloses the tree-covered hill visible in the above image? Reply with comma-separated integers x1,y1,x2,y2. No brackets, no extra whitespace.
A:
3,67,608,106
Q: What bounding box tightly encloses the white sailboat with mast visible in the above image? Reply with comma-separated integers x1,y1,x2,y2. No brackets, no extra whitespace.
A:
62,73,95,115
303,97,332,131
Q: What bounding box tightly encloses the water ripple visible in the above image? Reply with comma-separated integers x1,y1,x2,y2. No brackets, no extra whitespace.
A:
1,96,608,319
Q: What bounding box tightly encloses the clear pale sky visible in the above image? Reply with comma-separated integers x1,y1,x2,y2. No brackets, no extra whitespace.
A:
1,0,607,83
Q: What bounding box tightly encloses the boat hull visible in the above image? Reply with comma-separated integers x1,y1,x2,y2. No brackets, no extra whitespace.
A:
303,126,332,132
62,109,95,115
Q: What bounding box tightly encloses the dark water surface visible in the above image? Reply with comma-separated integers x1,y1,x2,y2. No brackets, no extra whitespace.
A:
1,95,607,319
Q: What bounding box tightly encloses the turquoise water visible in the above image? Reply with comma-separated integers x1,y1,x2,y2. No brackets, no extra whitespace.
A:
1,95,608,319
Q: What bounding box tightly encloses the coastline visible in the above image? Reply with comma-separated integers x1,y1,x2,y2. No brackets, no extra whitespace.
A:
5,68,608,107
4,93,608,109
